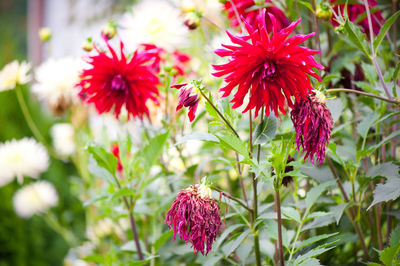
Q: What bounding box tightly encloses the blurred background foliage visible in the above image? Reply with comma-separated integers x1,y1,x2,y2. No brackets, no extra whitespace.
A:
0,1,85,265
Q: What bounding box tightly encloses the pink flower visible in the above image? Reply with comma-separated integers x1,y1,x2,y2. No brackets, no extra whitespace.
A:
224,0,289,32
172,83,200,122
290,92,333,164
165,184,222,255
77,37,160,119
331,0,384,36
213,11,323,117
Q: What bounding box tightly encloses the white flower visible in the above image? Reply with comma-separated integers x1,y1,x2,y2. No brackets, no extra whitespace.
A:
0,138,49,185
13,181,58,218
32,57,81,114
120,0,189,51
174,0,223,24
51,123,76,157
0,60,31,91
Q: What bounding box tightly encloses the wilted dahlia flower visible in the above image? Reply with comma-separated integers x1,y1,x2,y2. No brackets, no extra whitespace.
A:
290,92,333,164
331,0,384,36
0,138,49,185
165,184,222,255
33,57,81,115
223,0,289,31
13,181,58,218
172,83,200,122
77,37,160,119
213,11,323,117
0,60,31,91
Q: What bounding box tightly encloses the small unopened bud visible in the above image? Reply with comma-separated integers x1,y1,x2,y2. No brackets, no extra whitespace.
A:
39,27,52,42
316,2,332,20
101,20,117,40
184,11,201,30
82,38,93,52
334,25,345,34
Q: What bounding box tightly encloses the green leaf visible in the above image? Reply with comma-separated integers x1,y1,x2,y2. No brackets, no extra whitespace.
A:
380,243,400,266
129,256,159,266
216,134,249,160
373,11,400,51
153,231,173,252
295,233,339,252
330,203,348,225
87,145,118,175
142,131,169,171
368,178,400,210
298,0,313,13
390,226,400,247
221,229,250,257
326,98,344,123
368,130,400,154
215,224,245,249
253,115,277,145
205,100,220,121
297,258,321,266
293,245,335,265
366,162,400,179
111,187,135,201
282,207,301,223
357,113,380,139
305,182,334,213
343,20,370,58
175,133,218,145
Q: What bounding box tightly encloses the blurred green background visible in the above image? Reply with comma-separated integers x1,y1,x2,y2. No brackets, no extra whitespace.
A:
0,1,85,265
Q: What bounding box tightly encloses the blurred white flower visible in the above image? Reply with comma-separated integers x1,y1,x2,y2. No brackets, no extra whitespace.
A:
174,0,223,25
0,60,31,91
0,138,49,185
32,57,81,114
51,123,76,157
13,181,58,218
120,0,189,51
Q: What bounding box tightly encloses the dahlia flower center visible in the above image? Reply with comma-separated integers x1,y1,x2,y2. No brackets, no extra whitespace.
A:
110,74,127,91
262,60,278,81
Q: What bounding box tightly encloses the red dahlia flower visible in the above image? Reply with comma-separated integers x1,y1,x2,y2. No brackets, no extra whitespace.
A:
77,37,160,119
331,0,384,36
165,184,222,255
224,0,289,32
290,92,333,164
172,83,200,122
213,11,324,117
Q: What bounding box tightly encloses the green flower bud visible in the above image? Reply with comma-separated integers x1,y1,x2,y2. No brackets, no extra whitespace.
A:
39,27,52,42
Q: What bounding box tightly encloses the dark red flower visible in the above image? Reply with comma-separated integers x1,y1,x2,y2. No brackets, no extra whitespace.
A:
331,0,384,36
111,143,123,173
165,184,222,255
172,83,200,122
77,37,160,119
224,0,289,32
213,11,324,117
290,92,333,164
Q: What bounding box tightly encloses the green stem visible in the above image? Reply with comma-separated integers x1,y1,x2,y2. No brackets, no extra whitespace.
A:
275,188,284,266
211,186,252,212
326,88,400,105
44,212,77,247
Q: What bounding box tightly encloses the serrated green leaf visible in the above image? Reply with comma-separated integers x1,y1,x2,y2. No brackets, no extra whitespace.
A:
293,246,336,265
368,178,400,210
305,182,334,213
357,112,380,139
380,243,400,266
373,11,400,51
295,233,338,252
142,131,169,171
390,226,400,247
215,224,245,249
205,100,220,120
282,207,301,223
253,115,277,145
298,0,313,13
216,134,249,159
153,230,173,252
330,203,348,225
87,145,118,175
366,162,400,179
129,256,159,266
343,20,370,58
111,187,135,201
221,229,250,256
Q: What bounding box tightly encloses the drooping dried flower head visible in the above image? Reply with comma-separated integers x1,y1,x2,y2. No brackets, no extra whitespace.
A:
223,0,289,32
77,37,160,119
290,91,333,164
330,0,384,36
172,83,200,122
213,11,323,117
165,184,222,255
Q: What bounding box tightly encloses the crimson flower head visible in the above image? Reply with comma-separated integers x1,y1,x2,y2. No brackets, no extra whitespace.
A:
213,11,324,117
172,83,200,122
290,92,333,164
331,0,384,36
224,0,289,32
165,184,222,255
77,36,160,119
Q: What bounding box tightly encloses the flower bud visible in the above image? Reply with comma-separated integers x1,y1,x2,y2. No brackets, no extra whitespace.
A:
334,25,345,34
101,21,117,40
82,38,93,52
184,11,201,30
316,3,332,20
39,27,52,42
